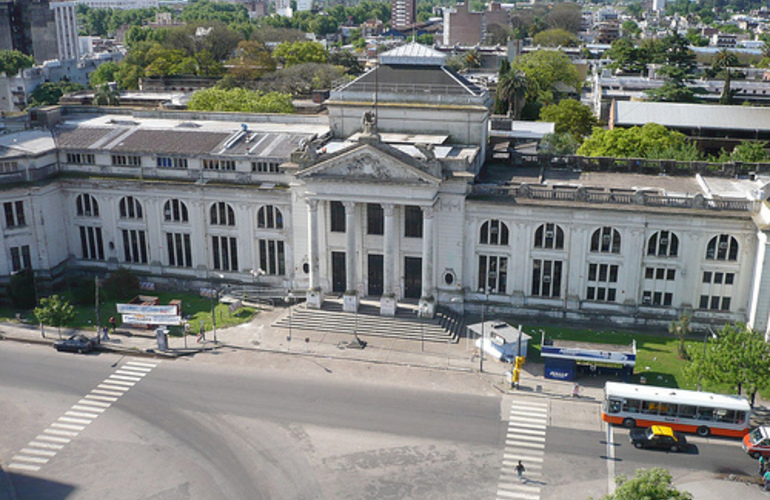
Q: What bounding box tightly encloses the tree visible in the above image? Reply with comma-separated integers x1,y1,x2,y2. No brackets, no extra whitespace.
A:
497,69,528,120
34,295,75,339
94,84,120,106
187,87,294,113
539,132,580,155
257,63,346,95
273,41,328,67
510,50,581,106
226,40,276,83
621,20,641,38
730,141,768,163
578,123,697,160
606,38,648,74
545,3,582,33
27,81,85,108
539,99,598,140
684,323,770,404
533,29,579,48
668,314,691,360
0,50,34,77
493,59,511,115
593,468,692,500
646,32,700,103
90,62,120,88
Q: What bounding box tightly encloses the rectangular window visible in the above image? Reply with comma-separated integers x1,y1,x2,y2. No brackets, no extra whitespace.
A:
203,159,236,171
404,205,423,238
586,263,618,302
703,271,712,283
0,161,19,172
531,259,562,298
4,201,25,228
157,157,188,169
66,152,95,165
9,245,31,272
111,154,141,166
367,203,383,235
258,239,286,275
251,160,280,173
330,201,345,232
79,225,104,260
666,269,676,280
166,232,192,268
725,273,734,285
212,235,238,271
478,255,507,294
121,229,148,264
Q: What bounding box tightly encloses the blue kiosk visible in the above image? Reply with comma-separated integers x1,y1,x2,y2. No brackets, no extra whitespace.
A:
541,337,636,382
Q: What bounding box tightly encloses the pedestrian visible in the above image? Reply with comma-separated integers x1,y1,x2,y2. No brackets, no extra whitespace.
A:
102,325,109,341
197,325,205,343
763,469,770,491
759,455,767,476
515,460,525,481
572,383,580,398
109,316,116,333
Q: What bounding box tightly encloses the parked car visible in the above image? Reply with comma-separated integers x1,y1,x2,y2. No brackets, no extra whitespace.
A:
629,425,688,452
54,334,96,353
743,426,770,458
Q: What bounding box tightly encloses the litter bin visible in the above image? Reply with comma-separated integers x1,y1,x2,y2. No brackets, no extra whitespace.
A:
156,328,169,351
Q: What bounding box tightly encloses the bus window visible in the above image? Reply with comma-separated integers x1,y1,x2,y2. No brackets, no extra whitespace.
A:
678,404,697,419
607,399,621,413
696,407,715,421
623,399,641,413
642,401,659,415
716,409,737,424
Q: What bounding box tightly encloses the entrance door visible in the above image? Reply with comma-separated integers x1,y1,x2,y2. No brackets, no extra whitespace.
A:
332,251,346,293
368,254,383,296
404,256,422,299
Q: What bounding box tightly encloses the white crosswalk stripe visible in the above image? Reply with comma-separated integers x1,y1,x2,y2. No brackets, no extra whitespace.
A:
496,397,549,500
10,359,160,474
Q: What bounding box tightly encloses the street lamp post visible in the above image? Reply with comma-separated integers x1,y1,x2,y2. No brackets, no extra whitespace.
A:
211,273,225,344
249,268,265,312
285,291,295,347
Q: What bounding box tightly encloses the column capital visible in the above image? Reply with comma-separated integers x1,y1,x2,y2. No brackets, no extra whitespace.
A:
305,198,319,211
343,201,356,211
421,206,434,219
381,203,395,216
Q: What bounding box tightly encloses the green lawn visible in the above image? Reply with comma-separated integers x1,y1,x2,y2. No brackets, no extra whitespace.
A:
0,290,258,337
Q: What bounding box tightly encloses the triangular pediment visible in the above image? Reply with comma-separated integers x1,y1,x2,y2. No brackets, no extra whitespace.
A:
296,144,439,185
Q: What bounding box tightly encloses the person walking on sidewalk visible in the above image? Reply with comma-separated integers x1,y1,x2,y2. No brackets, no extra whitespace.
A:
515,460,525,481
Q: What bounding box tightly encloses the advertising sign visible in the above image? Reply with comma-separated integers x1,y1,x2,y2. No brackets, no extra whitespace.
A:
121,314,182,325
117,304,178,315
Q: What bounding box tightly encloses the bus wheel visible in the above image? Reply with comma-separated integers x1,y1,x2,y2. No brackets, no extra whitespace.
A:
750,451,761,459
697,426,710,437
622,418,636,428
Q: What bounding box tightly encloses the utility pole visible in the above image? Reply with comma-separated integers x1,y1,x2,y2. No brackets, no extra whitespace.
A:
95,276,101,344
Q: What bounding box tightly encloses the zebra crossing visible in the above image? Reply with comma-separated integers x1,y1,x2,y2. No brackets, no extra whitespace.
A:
496,397,549,500
8,360,160,472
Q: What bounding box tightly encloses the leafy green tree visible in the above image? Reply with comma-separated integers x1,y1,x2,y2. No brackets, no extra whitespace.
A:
730,141,768,163
606,38,648,74
273,41,328,67
493,59,511,115
668,314,691,360
539,99,598,140
593,468,692,500
28,81,85,108
511,49,581,106
539,132,580,155
497,69,528,119
187,87,294,113
533,28,579,48
94,84,120,106
578,123,697,160
545,2,582,33
90,62,120,88
226,40,276,83
621,20,641,38
180,0,249,25
0,50,34,77
646,32,700,103
34,295,75,339
257,63,346,95
684,323,770,403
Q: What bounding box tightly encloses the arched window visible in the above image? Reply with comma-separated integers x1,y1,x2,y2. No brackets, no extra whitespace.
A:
119,196,143,220
534,223,564,249
257,205,283,229
479,219,509,246
706,234,739,261
647,231,679,257
590,226,621,253
210,202,235,226
163,199,188,223
76,194,99,217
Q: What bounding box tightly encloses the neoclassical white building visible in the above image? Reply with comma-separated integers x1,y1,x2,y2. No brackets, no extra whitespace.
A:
3,44,770,334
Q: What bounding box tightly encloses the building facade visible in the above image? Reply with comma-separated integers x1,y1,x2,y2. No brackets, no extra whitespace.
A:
3,44,770,335
391,0,417,28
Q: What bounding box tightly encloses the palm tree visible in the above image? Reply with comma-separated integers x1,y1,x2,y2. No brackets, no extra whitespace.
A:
497,70,528,120
94,84,120,106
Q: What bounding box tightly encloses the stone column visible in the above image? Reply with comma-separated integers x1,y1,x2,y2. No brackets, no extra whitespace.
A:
419,206,436,318
380,203,397,316
343,201,358,312
306,199,322,309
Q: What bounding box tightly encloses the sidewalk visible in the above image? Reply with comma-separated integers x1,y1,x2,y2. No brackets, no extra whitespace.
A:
0,307,766,500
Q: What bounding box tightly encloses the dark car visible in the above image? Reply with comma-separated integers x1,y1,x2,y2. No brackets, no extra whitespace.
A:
630,425,688,452
54,334,96,353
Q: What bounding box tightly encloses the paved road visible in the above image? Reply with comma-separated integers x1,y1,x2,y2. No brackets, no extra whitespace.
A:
0,342,506,500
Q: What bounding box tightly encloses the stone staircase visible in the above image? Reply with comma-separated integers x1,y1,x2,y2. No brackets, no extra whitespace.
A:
272,299,466,344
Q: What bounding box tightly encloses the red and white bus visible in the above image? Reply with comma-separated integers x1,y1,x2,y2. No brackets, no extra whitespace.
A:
601,381,750,438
